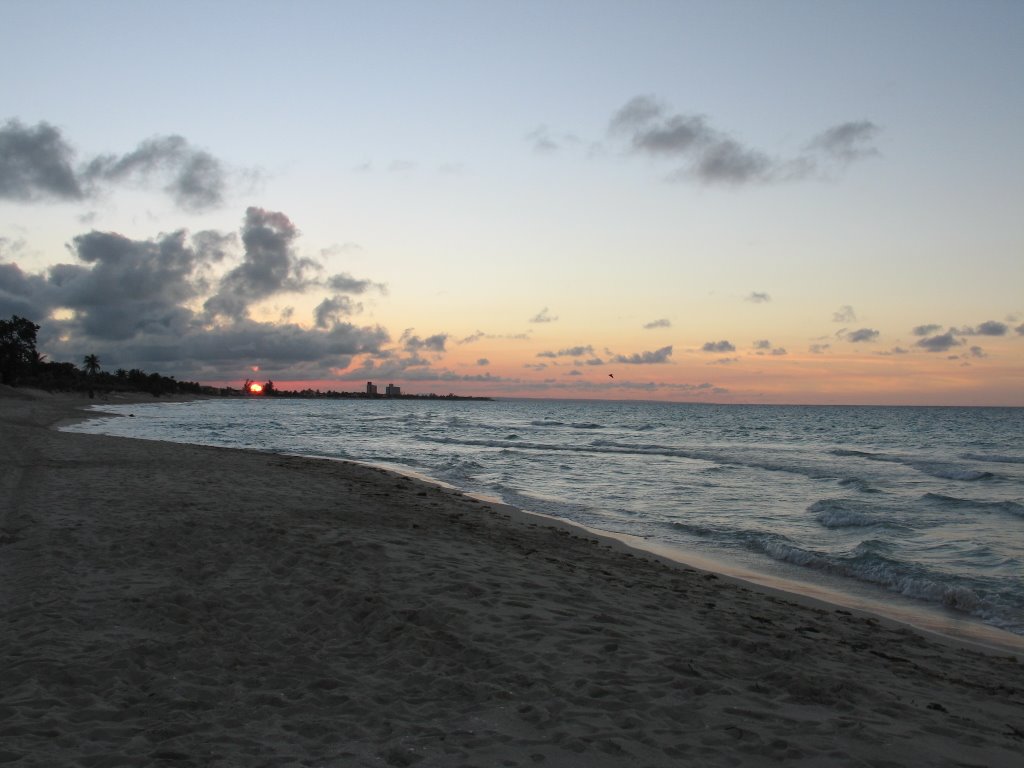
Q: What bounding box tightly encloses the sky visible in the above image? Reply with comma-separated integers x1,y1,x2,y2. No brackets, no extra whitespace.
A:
1,0,1022,405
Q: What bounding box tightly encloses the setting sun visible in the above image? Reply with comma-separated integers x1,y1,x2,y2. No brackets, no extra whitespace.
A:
248,382,263,394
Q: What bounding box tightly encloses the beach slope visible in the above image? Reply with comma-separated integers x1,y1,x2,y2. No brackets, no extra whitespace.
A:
1,390,1022,766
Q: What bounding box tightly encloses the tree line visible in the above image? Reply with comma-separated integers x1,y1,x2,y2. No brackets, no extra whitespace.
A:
0,315,207,397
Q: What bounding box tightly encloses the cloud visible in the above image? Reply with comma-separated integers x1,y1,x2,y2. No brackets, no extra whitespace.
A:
0,119,84,201
833,305,857,323
0,209,392,381
85,135,228,211
701,340,735,353
809,343,831,354
537,345,594,359
609,96,880,185
203,207,308,320
326,272,384,295
806,121,880,163
526,126,561,154
400,330,448,353
459,329,531,343
314,295,362,328
845,328,879,343
611,345,673,364
1018,323,1024,336
643,318,671,329
969,346,986,358
0,118,239,211
955,320,1009,336
476,358,489,366
745,292,771,303
912,323,942,336
916,332,962,352
529,307,558,323
752,340,786,355
876,347,909,356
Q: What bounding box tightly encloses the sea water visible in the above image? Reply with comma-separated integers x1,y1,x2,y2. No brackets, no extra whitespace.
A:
65,398,1024,640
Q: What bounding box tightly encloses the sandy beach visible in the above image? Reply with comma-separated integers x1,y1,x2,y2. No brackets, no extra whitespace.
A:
2,389,1022,767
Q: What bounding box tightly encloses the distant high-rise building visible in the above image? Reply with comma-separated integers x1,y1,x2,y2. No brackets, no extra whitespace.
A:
385,383,401,397
366,381,378,396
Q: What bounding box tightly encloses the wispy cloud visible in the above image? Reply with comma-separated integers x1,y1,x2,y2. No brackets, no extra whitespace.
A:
745,292,771,303
833,305,857,323
701,340,735,353
609,96,880,185
844,328,880,343
529,307,558,323
643,318,671,329
0,118,239,211
537,345,595,359
611,345,673,364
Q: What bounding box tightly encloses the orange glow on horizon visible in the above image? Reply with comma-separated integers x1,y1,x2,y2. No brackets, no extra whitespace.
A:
248,382,264,394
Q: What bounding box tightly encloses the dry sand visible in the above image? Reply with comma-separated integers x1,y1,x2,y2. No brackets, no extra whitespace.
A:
2,388,1022,767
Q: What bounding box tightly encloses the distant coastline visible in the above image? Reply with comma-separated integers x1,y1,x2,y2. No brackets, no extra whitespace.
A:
229,387,492,402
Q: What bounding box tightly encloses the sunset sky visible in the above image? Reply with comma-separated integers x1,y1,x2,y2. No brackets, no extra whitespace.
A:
1,0,1021,405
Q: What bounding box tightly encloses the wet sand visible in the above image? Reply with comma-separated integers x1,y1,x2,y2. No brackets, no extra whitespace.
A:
2,388,1022,766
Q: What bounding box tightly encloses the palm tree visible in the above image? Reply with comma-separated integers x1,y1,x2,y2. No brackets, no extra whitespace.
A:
82,354,101,376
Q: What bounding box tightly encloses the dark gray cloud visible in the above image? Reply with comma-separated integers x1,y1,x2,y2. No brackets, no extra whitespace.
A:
752,339,786,355
643,318,671,329
969,346,986,358
806,121,880,163
833,305,857,323
476,358,489,366
400,330,448,353
529,307,558,323
328,273,384,294
1017,323,1024,336
609,96,880,185
701,340,735,353
912,323,942,336
84,135,228,211
204,208,306,320
916,332,963,352
1,118,236,211
611,345,673,364
846,328,880,343
746,292,771,304
0,208,392,382
956,320,1009,336
314,295,362,328
809,343,831,354
537,345,594,359
0,119,83,201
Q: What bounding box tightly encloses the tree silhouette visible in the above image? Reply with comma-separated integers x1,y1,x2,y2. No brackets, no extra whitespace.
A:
82,354,101,376
0,316,40,385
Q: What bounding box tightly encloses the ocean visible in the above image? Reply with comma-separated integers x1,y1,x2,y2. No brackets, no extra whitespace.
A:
65,398,1024,643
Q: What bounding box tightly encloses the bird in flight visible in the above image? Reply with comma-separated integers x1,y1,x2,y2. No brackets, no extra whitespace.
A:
608,373,614,378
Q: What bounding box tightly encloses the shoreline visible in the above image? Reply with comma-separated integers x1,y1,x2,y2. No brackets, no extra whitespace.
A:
342,455,1024,658
3,388,1023,765
58,391,1024,654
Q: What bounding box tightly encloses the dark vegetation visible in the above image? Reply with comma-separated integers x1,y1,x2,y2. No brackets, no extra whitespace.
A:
0,315,210,397
2,315,490,401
